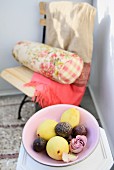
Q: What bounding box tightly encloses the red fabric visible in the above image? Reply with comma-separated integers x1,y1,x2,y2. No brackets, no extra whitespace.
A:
25,72,86,108
73,63,91,87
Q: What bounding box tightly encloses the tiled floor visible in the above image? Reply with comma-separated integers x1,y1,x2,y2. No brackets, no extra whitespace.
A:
0,87,103,170
0,94,36,170
80,88,102,127
0,87,101,123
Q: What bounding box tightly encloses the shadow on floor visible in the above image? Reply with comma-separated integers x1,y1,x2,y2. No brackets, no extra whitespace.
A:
81,88,102,127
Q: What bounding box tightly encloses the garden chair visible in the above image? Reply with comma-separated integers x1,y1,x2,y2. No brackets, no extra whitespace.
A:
0,2,96,119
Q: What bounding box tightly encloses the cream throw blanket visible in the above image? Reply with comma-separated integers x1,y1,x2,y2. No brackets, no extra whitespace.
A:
46,1,96,63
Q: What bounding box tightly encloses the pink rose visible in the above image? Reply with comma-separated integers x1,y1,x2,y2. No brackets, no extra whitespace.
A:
69,135,87,153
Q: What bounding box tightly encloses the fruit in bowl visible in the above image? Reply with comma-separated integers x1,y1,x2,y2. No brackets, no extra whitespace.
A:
32,107,88,162
55,122,72,138
36,119,57,140
22,104,100,167
60,108,80,128
72,125,88,137
46,136,69,160
33,137,47,152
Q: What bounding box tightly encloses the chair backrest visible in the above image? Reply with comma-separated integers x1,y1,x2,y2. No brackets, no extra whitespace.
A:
39,2,46,43
38,1,91,87
39,2,46,26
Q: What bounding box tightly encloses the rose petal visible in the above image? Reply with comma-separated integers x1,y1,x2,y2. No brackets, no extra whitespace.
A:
62,152,78,163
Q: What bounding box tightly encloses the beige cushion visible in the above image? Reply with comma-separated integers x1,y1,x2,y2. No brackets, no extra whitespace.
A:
46,2,96,63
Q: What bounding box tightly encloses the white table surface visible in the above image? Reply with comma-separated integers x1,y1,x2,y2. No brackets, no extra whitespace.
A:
16,128,114,170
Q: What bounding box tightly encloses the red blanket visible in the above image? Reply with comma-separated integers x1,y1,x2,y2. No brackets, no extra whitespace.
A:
25,72,86,108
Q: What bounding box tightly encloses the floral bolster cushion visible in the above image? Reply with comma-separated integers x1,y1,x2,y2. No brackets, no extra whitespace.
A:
12,41,84,84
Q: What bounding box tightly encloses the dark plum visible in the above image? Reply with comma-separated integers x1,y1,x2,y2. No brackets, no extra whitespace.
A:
55,122,72,138
66,135,73,144
33,137,47,152
72,125,87,137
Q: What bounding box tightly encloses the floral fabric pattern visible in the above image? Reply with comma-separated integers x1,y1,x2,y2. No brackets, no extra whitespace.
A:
13,41,83,84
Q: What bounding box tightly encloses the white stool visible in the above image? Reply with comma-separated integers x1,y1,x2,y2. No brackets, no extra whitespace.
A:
16,128,113,170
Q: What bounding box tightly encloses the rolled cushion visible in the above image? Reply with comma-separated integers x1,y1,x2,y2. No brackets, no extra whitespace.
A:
12,41,83,84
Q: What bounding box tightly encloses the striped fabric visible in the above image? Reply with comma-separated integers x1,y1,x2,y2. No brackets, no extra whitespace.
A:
59,58,83,84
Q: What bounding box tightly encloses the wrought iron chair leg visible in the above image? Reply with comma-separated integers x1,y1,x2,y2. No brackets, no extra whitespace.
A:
35,103,42,112
18,95,28,119
17,18,45,119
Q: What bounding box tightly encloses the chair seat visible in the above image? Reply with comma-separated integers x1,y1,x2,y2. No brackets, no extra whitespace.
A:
0,66,35,97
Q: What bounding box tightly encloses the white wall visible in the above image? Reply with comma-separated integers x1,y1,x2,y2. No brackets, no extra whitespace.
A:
0,0,43,95
0,0,92,95
89,0,114,157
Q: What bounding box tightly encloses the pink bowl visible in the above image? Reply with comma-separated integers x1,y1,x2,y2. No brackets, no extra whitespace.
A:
22,104,100,167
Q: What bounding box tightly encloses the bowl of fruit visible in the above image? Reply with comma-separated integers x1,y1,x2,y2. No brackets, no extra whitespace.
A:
22,104,100,167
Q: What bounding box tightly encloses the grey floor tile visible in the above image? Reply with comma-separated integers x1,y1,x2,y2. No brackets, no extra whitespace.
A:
0,94,25,106
0,95,37,125
0,102,35,126
111,164,114,170
81,88,98,118
81,88,102,127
